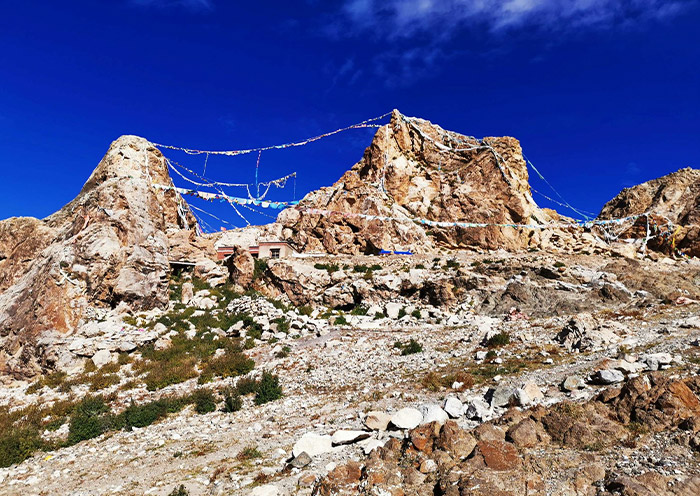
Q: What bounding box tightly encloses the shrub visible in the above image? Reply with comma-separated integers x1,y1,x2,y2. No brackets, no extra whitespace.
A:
411,309,421,319
199,351,254,383
297,305,313,316
397,308,407,319
374,312,384,320
272,317,290,333
334,315,348,326
350,305,368,316
400,339,423,355
314,263,339,273
486,332,511,348
143,357,198,391
236,445,262,460
444,259,460,269
168,485,189,496
353,264,381,273
191,389,217,414
222,388,243,413
253,258,268,280
236,376,259,396
67,396,109,445
254,372,282,405
553,261,566,268
0,427,44,468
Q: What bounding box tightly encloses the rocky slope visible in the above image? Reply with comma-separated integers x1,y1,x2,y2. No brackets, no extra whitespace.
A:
277,110,563,255
598,167,700,257
0,136,196,377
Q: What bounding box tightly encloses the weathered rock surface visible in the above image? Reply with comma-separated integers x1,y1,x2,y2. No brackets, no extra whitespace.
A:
278,110,560,255
0,135,196,377
598,167,700,257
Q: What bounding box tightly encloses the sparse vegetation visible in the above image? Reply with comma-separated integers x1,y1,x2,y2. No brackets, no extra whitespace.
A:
394,339,423,355
486,331,511,348
254,371,283,405
314,263,339,273
222,387,243,412
191,388,217,414
236,445,262,460
168,485,189,496
334,315,348,326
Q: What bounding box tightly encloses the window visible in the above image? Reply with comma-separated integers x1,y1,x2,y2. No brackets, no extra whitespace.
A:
270,248,280,259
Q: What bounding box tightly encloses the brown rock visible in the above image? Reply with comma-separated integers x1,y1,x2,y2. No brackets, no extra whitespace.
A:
410,422,440,453
472,440,521,471
506,419,549,448
279,110,559,255
0,136,196,377
598,167,700,257
435,420,477,459
473,423,506,442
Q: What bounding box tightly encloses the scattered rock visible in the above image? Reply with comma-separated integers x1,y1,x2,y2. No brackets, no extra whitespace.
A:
390,408,423,430
364,411,392,431
443,396,464,418
292,433,333,458
331,430,370,446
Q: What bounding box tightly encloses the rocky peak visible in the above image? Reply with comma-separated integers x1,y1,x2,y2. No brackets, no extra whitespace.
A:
0,135,196,377
598,167,700,256
278,109,555,254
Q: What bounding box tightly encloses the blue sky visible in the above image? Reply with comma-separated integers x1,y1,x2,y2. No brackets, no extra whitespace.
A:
1,0,698,229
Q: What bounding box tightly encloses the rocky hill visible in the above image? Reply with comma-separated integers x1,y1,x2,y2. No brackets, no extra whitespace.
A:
277,110,563,255
0,136,198,377
598,167,700,257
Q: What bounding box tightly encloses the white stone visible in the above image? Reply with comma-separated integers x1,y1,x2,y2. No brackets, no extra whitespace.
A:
385,302,402,319
419,404,449,425
91,349,113,368
465,399,491,421
360,438,385,455
292,433,333,458
443,397,464,418
390,407,423,430
593,369,625,384
331,430,370,446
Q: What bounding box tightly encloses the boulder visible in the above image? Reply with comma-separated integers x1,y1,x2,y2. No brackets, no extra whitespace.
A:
331,430,370,446
592,369,625,385
420,404,449,425
443,396,464,418
561,375,586,391
487,386,517,409
91,349,113,368
364,411,392,431
292,433,333,458
390,407,423,430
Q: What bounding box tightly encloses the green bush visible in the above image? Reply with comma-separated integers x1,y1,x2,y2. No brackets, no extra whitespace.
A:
199,351,254,383
272,317,290,333
486,332,511,348
0,427,44,468
411,309,422,319
374,312,384,320
222,388,243,413
297,305,313,316
397,308,407,319
334,315,348,326
394,339,423,355
444,259,460,269
350,305,368,316
253,258,268,280
236,445,262,460
314,263,339,273
143,357,198,391
191,389,217,414
67,396,109,445
254,372,283,405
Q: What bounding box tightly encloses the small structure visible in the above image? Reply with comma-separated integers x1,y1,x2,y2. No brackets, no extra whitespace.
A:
216,241,297,260
249,241,297,259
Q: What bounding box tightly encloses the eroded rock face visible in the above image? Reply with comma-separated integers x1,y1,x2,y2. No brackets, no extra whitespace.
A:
278,110,556,255
598,167,700,257
0,135,196,377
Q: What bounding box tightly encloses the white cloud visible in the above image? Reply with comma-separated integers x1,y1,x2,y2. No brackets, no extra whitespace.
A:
130,0,214,11
338,0,688,37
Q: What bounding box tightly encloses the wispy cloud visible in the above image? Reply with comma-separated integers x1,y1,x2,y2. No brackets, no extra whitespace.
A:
129,0,214,12
338,0,688,38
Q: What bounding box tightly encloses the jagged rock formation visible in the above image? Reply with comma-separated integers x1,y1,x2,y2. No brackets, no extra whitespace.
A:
0,136,195,377
598,167,700,257
277,110,561,255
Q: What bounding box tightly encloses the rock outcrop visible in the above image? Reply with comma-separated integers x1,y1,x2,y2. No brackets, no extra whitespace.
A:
0,136,195,377
598,167,700,257
277,110,560,255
